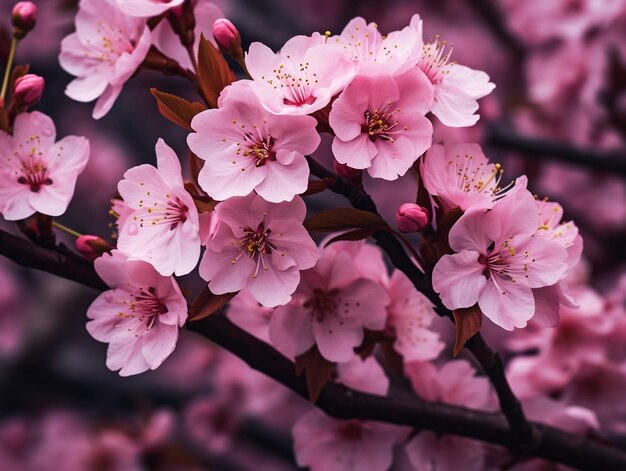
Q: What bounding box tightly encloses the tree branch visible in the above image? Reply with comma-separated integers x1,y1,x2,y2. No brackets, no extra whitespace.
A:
1,228,626,469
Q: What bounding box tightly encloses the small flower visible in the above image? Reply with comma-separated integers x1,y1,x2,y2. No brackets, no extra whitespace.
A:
245,33,356,115
76,235,112,261
200,194,318,307
13,74,44,109
395,203,429,232
117,139,201,276
86,250,187,376
0,112,89,221
59,0,152,119
12,2,37,38
114,0,185,17
329,66,434,180
213,18,241,55
188,82,320,203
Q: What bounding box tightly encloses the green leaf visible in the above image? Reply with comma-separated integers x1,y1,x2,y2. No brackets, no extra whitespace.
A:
295,346,336,403
150,88,206,130
452,304,483,356
196,34,236,108
188,287,237,322
304,207,389,233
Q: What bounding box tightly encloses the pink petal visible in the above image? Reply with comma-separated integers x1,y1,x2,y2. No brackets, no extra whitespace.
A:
432,250,487,309
270,303,315,358
478,278,534,330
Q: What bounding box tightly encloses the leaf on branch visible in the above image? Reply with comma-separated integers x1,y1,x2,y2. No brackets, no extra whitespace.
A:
150,88,206,130
303,179,328,196
10,64,29,91
304,207,389,233
197,34,236,108
188,287,237,322
452,304,483,356
183,182,217,213
295,345,336,403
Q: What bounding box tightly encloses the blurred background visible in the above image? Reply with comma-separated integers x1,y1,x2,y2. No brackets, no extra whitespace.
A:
1,0,625,469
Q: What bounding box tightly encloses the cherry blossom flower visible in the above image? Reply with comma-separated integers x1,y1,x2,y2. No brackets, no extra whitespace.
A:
114,0,184,17
245,33,356,115
199,194,318,307
269,244,389,362
409,15,495,127
330,17,419,74
293,357,407,471
329,66,434,180
226,289,274,343
59,0,152,119
150,0,223,71
187,82,320,202
117,139,200,276
421,143,520,212
432,188,569,330
0,112,89,221
86,250,187,376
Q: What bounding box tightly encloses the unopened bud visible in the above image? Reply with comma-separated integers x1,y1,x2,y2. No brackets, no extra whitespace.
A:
12,2,37,39
213,18,241,55
13,74,44,108
333,160,362,180
396,203,429,233
76,235,112,261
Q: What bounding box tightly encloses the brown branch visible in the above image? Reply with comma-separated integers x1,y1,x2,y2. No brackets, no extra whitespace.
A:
306,156,534,443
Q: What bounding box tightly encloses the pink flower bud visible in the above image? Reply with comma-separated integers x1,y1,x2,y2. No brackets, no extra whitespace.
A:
213,18,241,55
12,2,37,38
396,203,429,233
13,74,44,108
76,235,112,261
333,160,362,180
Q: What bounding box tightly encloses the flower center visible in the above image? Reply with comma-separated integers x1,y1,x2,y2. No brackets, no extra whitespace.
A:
337,420,364,441
418,36,454,84
17,158,53,192
137,195,189,231
363,109,398,142
243,222,275,258
243,135,276,167
304,288,339,321
114,286,168,335
263,60,318,107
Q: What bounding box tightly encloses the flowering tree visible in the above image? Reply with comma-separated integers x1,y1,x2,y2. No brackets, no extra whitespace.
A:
1,1,626,470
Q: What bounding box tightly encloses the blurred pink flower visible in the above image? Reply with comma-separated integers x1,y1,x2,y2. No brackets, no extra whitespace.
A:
0,112,89,221
406,432,486,471
115,0,184,17
86,250,187,376
329,67,434,180
246,33,356,115
200,194,317,307
227,289,274,343
188,82,320,202
59,0,151,119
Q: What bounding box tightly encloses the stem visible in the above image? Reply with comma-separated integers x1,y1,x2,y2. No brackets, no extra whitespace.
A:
185,43,198,72
0,37,19,102
52,221,83,238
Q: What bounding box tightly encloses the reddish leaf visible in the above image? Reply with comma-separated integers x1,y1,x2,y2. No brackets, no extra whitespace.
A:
196,34,236,108
452,304,483,356
9,64,29,93
303,179,328,196
434,207,463,258
304,207,389,233
188,287,237,321
295,346,336,403
150,88,206,130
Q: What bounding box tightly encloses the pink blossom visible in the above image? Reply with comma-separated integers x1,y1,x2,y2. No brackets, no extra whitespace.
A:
187,82,320,202
59,0,152,119
117,139,200,276
199,194,318,307
245,33,356,115
405,432,486,471
269,244,389,362
13,74,44,108
409,15,495,127
336,356,389,396
114,0,184,17
0,112,89,221
329,67,434,180
395,203,429,232
432,188,569,330
213,18,241,54
226,289,274,343
421,143,518,212
150,0,223,71
11,2,37,36
330,17,419,74
86,250,187,376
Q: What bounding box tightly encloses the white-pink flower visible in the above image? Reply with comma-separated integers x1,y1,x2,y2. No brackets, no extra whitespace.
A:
117,139,200,276
329,66,434,180
421,143,519,212
0,112,89,221
86,250,187,376
199,194,318,307
432,188,569,330
245,33,356,115
409,15,495,127
59,0,151,119
187,82,320,202
114,0,184,17
226,289,274,344
269,244,389,362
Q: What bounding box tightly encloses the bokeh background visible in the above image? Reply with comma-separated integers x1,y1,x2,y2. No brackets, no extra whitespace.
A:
1,0,626,469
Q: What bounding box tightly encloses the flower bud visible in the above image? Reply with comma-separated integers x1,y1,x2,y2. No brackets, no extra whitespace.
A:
333,160,362,180
396,203,429,233
13,74,44,108
12,2,37,39
76,235,112,261
213,18,241,55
